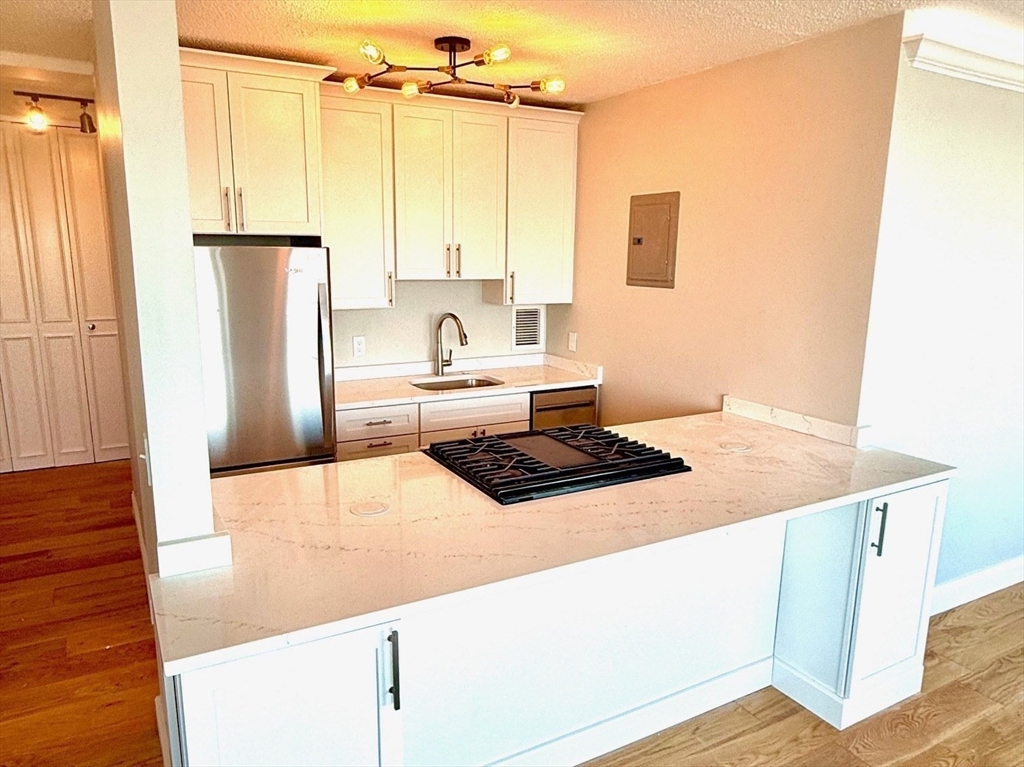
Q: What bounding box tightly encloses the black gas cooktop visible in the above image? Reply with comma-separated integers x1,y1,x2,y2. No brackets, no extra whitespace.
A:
425,424,691,505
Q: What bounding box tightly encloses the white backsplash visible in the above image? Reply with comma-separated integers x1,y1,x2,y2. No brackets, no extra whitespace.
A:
332,281,540,366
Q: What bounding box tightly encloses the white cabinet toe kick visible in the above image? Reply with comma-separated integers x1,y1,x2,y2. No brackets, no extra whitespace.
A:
161,480,948,766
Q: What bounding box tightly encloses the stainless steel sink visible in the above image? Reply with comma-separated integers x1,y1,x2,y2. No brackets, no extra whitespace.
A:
410,375,504,391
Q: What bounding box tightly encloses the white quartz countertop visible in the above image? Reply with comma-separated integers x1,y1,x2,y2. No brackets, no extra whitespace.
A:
334,362,600,410
150,412,954,675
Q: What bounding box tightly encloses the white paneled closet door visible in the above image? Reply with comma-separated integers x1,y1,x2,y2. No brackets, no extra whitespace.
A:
57,129,130,462
1,124,57,470
0,123,94,468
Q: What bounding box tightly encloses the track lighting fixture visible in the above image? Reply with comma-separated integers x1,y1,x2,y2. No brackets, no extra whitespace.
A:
342,36,565,107
79,102,97,134
25,98,48,132
13,91,97,133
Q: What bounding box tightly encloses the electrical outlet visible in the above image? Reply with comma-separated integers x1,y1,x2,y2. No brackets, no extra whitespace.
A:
568,332,578,353
352,336,366,357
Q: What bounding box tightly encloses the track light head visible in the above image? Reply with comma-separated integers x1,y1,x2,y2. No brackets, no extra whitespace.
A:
79,102,97,134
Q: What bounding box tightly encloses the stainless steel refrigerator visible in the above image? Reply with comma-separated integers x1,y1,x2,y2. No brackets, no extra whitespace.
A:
194,246,335,473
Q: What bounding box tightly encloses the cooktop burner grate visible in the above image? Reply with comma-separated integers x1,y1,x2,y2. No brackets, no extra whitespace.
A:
425,424,691,504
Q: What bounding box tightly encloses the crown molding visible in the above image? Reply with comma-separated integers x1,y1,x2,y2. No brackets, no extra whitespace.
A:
902,35,1024,93
0,51,93,75
179,47,335,81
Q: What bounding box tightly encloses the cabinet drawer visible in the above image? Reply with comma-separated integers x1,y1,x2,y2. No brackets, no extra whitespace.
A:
336,433,420,462
420,420,530,449
336,404,419,441
420,393,530,432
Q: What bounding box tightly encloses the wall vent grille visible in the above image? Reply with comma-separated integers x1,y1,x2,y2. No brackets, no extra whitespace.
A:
512,306,544,350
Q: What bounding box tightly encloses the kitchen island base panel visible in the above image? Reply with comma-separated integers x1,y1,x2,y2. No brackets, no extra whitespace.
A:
495,659,773,767
401,516,785,766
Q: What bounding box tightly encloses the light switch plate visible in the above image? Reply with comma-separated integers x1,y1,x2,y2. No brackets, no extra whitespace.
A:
353,336,366,357
568,332,578,352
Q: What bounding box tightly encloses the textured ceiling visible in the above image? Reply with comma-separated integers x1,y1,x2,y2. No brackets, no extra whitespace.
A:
0,0,1021,107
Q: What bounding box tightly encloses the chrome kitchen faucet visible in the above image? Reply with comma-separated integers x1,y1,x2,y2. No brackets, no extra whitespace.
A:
435,313,468,376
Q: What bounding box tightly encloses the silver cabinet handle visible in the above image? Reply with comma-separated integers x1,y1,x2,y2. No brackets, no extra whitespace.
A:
367,440,393,449
386,271,394,306
237,187,246,232
365,419,393,427
509,271,515,304
445,244,451,278
455,244,461,278
223,186,232,231
86,323,96,331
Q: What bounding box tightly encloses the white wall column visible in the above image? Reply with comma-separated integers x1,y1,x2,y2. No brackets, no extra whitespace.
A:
92,0,230,576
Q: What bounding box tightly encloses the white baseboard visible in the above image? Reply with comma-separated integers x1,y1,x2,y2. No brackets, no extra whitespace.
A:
930,555,1024,615
494,658,772,767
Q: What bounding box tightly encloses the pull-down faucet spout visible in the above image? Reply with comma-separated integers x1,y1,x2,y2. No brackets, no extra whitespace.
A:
435,313,468,376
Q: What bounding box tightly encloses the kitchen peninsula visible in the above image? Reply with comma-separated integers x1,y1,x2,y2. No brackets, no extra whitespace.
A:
151,411,953,767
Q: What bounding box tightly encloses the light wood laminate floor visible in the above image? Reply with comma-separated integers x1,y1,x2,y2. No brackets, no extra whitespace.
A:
1,460,1021,766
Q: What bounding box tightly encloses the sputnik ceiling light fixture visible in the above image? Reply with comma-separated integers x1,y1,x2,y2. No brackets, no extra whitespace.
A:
13,91,97,133
342,36,565,107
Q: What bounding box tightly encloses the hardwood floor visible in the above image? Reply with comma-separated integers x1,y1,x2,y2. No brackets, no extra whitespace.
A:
0,460,1021,767
588,583,1024,767
0,461,161,767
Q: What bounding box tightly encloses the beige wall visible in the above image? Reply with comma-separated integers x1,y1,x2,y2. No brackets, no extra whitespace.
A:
334,280,537,367
858,51,1024,585
548,15,904,426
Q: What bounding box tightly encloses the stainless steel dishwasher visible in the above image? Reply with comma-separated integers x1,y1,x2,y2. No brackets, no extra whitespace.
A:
531,386,598,428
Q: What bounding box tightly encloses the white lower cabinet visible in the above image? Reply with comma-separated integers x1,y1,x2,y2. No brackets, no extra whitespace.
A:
773,481,947,728
177,621,401,767
400,516,785,766
419,419,529,448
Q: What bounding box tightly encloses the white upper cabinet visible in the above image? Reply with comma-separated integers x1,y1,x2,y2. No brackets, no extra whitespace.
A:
227,72,321,235
180,49,333,236
321,93,396,309
181,66,235,233
393,105,453,280
452,111,507,280
394,104,506,281
505,117,577,304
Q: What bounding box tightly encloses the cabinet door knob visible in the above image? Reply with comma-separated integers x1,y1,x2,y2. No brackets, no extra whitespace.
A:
86,323,96,331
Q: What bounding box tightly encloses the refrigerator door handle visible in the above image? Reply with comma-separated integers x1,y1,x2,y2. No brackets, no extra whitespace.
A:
318,282,336,450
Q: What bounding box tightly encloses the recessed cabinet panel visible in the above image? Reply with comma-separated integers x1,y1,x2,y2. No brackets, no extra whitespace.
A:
0,334,52,470
849,484,942,685
181,623,400,766
0,134,32,325
452,112,506,280
39,332,93,466
181,67,235,233
0,376,12,473
321,96,395,309
15,130,75,324
626,192,679,289
506,118,577,304
394,105,453,280
227,72,321,235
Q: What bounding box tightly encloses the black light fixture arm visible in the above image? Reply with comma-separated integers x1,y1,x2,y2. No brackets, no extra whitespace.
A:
346,35,564,105
14,90,94,106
